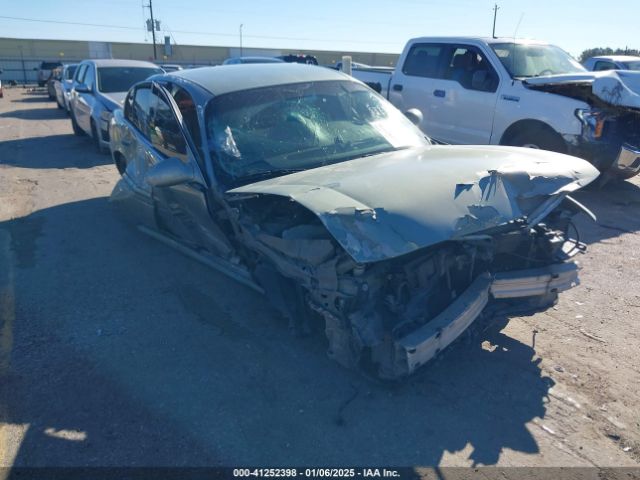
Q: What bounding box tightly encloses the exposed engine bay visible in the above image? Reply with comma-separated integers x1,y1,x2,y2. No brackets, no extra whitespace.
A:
230,193,586,379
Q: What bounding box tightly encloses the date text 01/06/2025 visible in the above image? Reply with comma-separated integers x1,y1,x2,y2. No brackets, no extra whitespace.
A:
232,468,402,478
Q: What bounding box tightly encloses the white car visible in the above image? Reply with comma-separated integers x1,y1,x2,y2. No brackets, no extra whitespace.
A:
583,55,640,71
53,64,78,111
69,59,163,152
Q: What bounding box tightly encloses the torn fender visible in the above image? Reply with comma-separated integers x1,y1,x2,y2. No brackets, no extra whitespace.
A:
524,70,640,110
227,145,599,263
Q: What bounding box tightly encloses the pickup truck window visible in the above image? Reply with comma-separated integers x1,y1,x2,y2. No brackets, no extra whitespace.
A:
491,43,584,78
444,46,499,93
594,61,616,71
402,43,446,78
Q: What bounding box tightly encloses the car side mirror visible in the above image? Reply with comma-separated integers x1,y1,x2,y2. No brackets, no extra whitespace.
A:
75,84,92,93
145,157,201,188
404,108,423,126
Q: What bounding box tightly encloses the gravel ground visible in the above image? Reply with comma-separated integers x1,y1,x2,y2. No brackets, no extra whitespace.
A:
0,86,638,468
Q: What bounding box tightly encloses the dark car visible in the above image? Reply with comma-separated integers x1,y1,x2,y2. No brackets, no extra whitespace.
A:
109,64,598,378
277,54,318,65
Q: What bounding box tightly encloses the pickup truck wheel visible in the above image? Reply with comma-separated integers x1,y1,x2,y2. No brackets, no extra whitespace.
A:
70,111,85,136
506,127,566,153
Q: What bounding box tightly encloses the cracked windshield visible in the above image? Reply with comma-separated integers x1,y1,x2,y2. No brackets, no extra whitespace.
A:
207,80,428,183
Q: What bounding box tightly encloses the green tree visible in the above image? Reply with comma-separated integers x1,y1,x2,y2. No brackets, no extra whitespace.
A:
579,47,640,63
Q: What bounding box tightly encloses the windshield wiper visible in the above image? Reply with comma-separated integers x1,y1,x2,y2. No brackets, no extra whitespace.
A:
234,168,305,185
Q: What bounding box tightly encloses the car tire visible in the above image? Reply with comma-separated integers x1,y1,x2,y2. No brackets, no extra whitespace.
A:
505,126,566,153
91,120,106,154
56,98,63,109
70,110,85,136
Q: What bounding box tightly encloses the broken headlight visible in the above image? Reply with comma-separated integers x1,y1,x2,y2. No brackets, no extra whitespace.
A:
575,108,605,140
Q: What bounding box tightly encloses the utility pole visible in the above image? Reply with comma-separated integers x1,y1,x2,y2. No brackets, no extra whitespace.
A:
145,0,158,60
492,3,500,39
239,24,243,57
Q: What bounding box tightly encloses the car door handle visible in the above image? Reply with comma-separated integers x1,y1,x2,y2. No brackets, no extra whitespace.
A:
433,89,446,98
392,84,403,92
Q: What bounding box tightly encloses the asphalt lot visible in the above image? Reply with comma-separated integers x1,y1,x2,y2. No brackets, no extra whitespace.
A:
0,86,639,468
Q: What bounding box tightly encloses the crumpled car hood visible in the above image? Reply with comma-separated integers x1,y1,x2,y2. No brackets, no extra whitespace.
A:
523,70,640,109
227,145,599,263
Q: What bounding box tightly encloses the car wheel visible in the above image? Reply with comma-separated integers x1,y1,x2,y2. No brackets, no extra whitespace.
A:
70,111,85,136
91,120,106,154
506,126,566,153
56,98,63,109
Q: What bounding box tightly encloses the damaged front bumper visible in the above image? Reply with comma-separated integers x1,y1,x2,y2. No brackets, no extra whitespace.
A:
565,136,640,179
613,143,640,179
393,262,578,377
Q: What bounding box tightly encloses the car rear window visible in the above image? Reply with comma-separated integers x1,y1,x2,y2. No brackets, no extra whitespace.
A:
97,67,163,93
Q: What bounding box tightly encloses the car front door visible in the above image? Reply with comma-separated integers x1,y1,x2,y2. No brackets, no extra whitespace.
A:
74,64,96,133
389,42,500,145
429,44,500,144
388,42,451,142
137,83,235,258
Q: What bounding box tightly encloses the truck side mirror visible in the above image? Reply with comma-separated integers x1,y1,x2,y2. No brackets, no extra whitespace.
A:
404,108,423,126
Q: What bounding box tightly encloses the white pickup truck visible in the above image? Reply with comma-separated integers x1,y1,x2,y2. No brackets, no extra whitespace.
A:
350,37,640,180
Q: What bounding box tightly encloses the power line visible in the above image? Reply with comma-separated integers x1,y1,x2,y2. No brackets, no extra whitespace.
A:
0,14,399,45
0,15,140,30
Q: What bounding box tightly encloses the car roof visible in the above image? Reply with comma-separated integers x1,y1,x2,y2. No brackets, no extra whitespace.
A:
407,36,552,46
82,59,161,68
168,63,350,96
589,55,640,62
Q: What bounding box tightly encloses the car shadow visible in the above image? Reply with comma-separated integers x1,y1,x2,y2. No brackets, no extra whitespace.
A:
0,107,65,121
1,196,555,466
0,135,112,169
571,179,640,245
11,95,53,104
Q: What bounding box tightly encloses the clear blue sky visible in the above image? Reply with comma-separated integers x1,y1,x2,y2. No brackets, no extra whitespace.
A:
0,0,636,57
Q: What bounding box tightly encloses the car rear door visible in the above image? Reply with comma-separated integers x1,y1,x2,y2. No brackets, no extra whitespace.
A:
388,42,451,142
138,83,235,258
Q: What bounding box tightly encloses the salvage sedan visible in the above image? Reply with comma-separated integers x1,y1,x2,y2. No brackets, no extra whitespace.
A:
109,64,599,378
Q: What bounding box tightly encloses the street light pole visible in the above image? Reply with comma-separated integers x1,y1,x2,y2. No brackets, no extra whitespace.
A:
492,3,500,38
239,24,243,57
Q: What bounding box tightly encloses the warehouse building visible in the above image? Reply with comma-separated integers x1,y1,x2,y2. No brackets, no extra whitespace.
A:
0,37,399,84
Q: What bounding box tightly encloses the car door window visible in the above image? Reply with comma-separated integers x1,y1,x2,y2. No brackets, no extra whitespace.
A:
148,90,188,162
402,43,447,78
83,66,96,91
75,64,87,83
130,86,154,139
443,46,499,93
594,61,616,71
